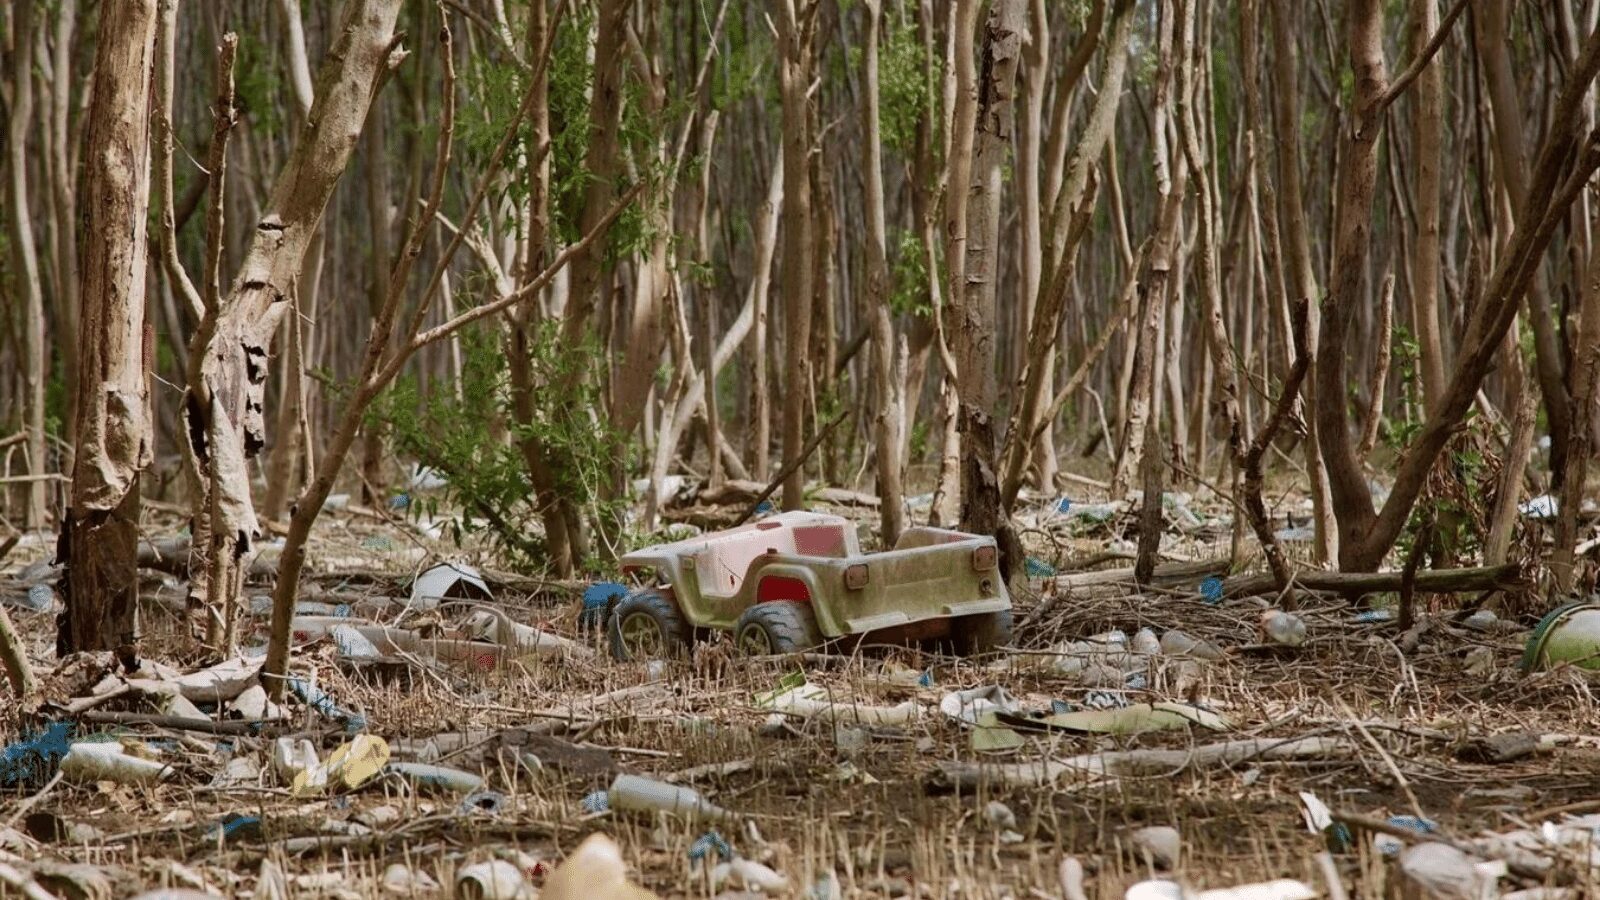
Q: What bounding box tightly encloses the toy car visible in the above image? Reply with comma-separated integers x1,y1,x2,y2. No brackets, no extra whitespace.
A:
608,511,1012,659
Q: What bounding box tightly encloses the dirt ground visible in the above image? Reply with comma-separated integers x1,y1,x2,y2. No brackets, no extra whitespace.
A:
2,493,1598,899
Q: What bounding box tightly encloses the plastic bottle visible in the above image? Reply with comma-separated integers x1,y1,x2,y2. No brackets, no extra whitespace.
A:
385,761,485,794
607,773,731,822
60,742,172,784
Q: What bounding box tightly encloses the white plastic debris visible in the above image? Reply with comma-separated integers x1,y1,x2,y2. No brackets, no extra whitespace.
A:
60,742,173,784
607,774,732,823
1131,628,1162,656
984,801,1017,830
170,657,261,702
1129,826,1181,869
1519,495,1557,519
1127,881,1317,900
409,562,491,610
710,859,789,894
1259,610,1307,647
460,609,596,658
1398,842,1505,900
272,738,320,783
455,860,532,900
1160,630,1224,661
761,682,922,725
939,686,1017,725
382,863,440,894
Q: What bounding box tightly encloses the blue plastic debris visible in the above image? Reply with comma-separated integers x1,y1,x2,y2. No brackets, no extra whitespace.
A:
390,493,411,509
1373,816,1437,856
581,582,629,630
1353,608,1396,623
0,721,74,787
205,813,263,842
917,669,934,688
1050,699,1074,715
580,790,611,814
1124,672,1148,691
755,500,775,516
1200,577,1224,604
1024,557,1057,578
1056,497,1073,514
688,831,732,862
290,678,367,732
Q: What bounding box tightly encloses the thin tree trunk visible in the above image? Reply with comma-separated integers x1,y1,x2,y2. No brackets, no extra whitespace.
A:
772,0,816,511
1409,0,1448,414
862,0,905,546
1268,0,1337,565
60,0,159,661
952,0,1024,575
8,0,49,530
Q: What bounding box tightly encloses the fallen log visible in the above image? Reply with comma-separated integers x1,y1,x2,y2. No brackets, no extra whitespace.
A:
137,536,278,579
1054,558,1228,590
690,479,880,509
1222,563,1526,599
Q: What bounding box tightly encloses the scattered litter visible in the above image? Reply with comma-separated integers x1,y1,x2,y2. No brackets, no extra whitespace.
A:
983,801,1017,830
1398,842,1505,900
461,608,595,658
272,738,320,783
760,681,921,725
688,831,733,862
409,561,491,610
1296,792,1351,852
382,863,440,894
456,860,533,900
581,582,629,629
1025,557,1057,577
1159,629,1223,661
1127,880,1316,900
384,761,485,794
1353,608,1395,623
1273,524,1316,543
1521,602,1600,671
710,859,789,894
939,685,1016,725
996,703,1227,735
1199,577,1224,604
59,741,173,784
1519,494,1557,519
1374,816,1438,857
606,773,732,823
0,721,73,787
290,734,390,796
1129,825,1181,869
1259,610,1307,647
290,677,367,731
460,789,509,815
1461,609,1498,631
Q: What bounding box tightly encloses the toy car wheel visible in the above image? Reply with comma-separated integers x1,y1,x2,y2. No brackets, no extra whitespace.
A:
609,589,691,661
735,602,822,655
951,609,1013,655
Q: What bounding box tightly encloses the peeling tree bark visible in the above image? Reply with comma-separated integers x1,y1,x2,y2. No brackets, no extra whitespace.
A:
184,0,406,650
60,0,159,661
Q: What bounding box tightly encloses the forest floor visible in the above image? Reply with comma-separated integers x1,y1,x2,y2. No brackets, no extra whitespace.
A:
2,484,1599,899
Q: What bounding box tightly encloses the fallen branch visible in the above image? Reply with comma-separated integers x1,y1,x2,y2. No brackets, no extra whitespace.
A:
734,410,852,525
1054,558,1228,590
933,736,1355,789
0,603,36,698
1222,563,1525,599
76,711,272,735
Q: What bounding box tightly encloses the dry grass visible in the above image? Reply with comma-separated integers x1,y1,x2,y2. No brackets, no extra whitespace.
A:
2,496,1599,899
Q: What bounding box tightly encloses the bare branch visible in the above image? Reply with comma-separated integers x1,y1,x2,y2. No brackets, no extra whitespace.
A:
1378,0,1469,111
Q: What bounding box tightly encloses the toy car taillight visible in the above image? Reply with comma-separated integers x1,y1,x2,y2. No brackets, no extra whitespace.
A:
972,545,997,571
844,563,870,589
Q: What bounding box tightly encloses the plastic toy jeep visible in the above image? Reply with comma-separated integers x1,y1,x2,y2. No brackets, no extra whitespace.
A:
609,511,1012,659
